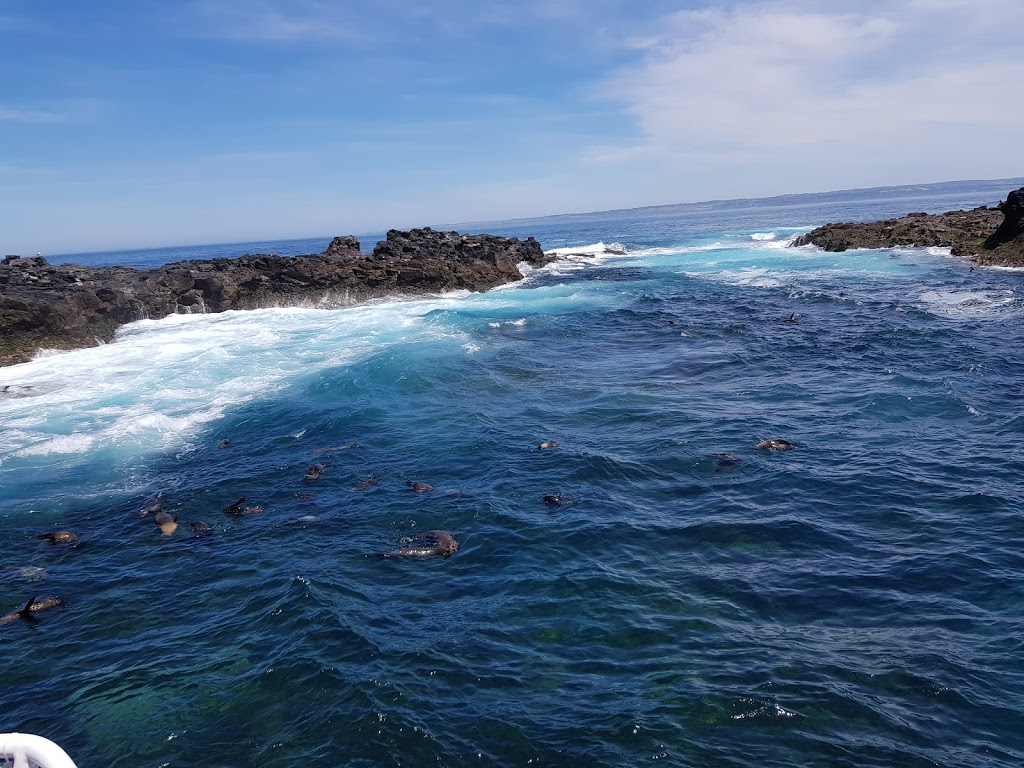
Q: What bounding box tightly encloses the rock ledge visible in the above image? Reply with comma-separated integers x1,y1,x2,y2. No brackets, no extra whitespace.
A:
0,228,552,367
790,188,1024,267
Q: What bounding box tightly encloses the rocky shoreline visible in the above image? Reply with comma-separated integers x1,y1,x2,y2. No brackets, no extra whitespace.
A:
0,228,553,367
791,188,1024,267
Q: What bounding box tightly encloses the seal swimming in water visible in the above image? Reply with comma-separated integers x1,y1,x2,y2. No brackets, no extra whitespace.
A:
756,439,797,451
405,480,434,493
353,474,379,490
314,442,358,454
217,438,231,449
543,493,562,506
710,452,742,472
190,521,213,533
36,531,78,545
140,494,165,518
223,497,264,515
153,511,178,536
303,464,325,483
382,530,459,559
1,596,67,625
537,440,559,450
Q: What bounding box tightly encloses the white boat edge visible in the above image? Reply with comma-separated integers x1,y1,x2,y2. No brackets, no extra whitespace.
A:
0,733,78,768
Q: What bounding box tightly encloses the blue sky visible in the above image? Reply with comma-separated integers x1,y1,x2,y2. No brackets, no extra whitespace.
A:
2,0,1021,254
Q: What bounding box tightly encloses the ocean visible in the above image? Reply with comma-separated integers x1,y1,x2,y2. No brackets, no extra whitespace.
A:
2,179,1024,767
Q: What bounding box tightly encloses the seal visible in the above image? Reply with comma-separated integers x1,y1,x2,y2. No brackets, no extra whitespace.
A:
710,452,741,471
190,521,214,533
353,474,379,490
382,530,459,558
1,385,37,398
217,439,231,449
153,511,178,536
537,440,559,450
303,464,325,483
405,480,434,493
1,596,67,625
36,531,78,545
223,497,264,515
140,494,165,518
543,494,562,506
314,443,358,454
756,439,797,451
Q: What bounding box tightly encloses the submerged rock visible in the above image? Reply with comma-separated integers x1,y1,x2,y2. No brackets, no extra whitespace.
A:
0,230,553,367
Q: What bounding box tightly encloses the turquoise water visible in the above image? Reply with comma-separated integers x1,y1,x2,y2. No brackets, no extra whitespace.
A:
2,182,1024,767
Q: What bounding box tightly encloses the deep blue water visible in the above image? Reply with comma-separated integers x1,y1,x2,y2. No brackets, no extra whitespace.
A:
3,181,1024,767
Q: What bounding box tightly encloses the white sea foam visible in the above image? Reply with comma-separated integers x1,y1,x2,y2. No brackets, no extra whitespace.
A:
0,295,490,462
916,289,1016,317
16,434,96,456
750,232,777,241
684,267,783,288
544,241,627,257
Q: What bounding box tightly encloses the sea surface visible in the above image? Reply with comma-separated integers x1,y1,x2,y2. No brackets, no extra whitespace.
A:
3,179,1024,767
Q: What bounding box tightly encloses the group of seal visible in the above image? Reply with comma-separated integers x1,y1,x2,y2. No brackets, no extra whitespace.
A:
4,533,77,626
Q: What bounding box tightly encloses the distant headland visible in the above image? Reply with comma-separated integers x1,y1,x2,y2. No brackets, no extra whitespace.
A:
791,188,1024,267
0,228,553,367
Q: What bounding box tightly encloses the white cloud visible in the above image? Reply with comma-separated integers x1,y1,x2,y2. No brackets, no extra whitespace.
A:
596,0,1024,185
188,0,362,42
0,107,67,123
0,100,104,124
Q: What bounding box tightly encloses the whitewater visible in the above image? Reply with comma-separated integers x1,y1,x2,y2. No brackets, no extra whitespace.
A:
2,180,1023,767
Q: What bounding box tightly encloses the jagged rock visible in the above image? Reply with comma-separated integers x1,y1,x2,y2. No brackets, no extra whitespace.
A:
790,188,1024,267
0,229,552,367
984,188,1024,249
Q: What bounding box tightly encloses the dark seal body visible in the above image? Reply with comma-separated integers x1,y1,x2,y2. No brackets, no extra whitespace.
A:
1,596,67,625
153,511,178,536
383,530,459,558
36,530,78,545
756,439,797,451
140,495,165,518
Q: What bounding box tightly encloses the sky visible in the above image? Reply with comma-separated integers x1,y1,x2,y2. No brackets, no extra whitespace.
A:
2,0,1022,254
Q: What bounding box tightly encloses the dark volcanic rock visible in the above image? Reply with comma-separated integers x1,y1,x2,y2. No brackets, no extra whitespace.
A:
790,188,1024,267
984,188,1024,249
0,229,552,366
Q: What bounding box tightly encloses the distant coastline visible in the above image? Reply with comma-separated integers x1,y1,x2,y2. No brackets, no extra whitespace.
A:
461,177,1024,229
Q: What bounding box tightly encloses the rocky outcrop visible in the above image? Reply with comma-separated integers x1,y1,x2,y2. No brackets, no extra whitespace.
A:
984,188,1024,249
0,229,552,367
790,188,1024,267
